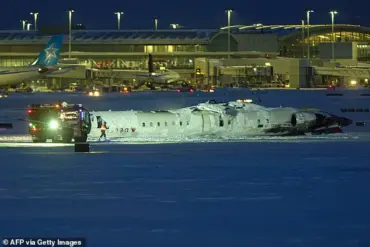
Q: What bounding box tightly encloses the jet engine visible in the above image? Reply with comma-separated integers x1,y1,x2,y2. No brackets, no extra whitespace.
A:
181,81,190,88
37,67,48,74
145,79,155,90
290,111,352,134
290,111,317,130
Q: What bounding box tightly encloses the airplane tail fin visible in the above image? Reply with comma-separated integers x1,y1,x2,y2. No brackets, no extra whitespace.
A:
148,53,154,73
31,34,64,66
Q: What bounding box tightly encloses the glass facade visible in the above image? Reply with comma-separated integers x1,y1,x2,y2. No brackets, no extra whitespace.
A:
91,57,194,70
300,31,370,45
358,44,370,61
144,45,205,53
281,31,370,59
0,57,34,67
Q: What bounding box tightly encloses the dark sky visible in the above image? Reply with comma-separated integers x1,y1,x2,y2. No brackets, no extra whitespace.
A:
1,0,368,30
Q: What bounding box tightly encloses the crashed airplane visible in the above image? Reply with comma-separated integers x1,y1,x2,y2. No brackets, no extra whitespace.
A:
88,100,352,139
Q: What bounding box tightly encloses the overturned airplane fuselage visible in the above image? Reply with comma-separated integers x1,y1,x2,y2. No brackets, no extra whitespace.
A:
88,100,352,138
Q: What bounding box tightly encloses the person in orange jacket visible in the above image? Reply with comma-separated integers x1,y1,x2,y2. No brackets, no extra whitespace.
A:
98,121,109,141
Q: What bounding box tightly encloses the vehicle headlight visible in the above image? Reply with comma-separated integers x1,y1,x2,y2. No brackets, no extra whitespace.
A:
94,91,100,96
89,92,93,96
350,80,357,85
48,120,59,129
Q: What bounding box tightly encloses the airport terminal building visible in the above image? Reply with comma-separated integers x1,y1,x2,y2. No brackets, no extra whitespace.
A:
0,23,369,88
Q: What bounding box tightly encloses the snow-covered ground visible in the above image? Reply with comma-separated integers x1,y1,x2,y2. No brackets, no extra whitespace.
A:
1,88,370,246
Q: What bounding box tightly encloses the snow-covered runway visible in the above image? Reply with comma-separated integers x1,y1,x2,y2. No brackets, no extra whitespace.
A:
1,141,370,246
0,131,368,147
1,89,370,246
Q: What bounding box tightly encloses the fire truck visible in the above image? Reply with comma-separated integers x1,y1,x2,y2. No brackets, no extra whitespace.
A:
27,103,91,143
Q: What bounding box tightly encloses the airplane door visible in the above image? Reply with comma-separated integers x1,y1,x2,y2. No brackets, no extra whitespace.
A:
201,113,212,133
96,116,102,128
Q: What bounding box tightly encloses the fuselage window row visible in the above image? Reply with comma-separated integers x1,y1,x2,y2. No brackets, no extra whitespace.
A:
141,121,191,127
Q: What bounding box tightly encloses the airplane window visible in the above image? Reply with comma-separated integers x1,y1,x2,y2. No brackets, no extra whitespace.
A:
150,122,153,127
180,121,183,126
157,122,160,127
219,120,224,127
186,121,189,125
228,120,231,125
165,122,168,126
142,122,145,127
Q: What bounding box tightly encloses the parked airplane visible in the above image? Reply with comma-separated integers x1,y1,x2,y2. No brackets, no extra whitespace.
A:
133,54,191,90
0,34,68,87
136,54,181,89
88,100,352,139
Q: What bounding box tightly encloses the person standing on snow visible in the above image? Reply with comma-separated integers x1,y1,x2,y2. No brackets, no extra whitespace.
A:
98,121,109,141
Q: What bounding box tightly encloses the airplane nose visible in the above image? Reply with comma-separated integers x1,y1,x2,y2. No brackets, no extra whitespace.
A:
334,116,352,127
340,117,353,127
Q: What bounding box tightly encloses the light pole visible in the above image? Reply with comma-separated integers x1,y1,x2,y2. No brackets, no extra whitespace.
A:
20,20,27,31
30,12,39,31
67,9,74,59
153,17,158,30
26,23,32,31
305,9,314,60
301,20,305,57
329,10,338,61
225,9,233,59
114,12,123,30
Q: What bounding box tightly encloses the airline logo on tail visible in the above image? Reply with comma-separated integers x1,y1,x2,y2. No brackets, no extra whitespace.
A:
31,34,64,67
44,43,59,61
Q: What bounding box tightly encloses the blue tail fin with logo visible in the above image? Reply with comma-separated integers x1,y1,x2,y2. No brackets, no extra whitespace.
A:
31,34,64,66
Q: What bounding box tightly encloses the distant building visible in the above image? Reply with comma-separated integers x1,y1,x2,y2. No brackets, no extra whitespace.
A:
0,24,368,69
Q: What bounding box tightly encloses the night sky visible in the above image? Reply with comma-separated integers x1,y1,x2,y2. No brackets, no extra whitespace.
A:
1,0,368,30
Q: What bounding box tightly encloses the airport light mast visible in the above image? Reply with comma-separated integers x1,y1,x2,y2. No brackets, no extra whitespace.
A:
305,9,314,60
114,12,124,30
225,9,233,59
329,10,338,61
26,23,32,31
20,20,27,31
301,20,305,57
30,12,39,31
67,9,74,59
153,17,158,30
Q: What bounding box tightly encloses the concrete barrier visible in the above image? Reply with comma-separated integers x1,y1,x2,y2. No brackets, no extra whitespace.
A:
74,143,90,152
341,108,369,113
0,123,13,129
355,122,366,126
326,93,343,96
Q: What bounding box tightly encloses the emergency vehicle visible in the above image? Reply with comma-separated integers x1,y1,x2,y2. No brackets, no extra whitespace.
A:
27,103,91,143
